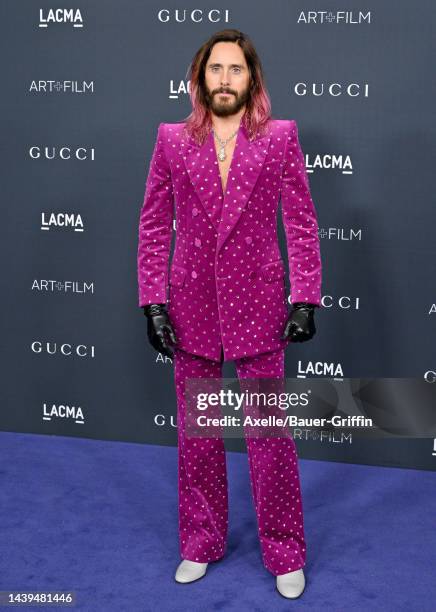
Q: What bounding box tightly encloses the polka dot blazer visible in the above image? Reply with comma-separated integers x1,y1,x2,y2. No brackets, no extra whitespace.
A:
137,119,322,362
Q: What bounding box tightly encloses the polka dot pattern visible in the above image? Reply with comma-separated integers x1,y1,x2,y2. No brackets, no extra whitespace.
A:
137,119,322,362
174,345,306,576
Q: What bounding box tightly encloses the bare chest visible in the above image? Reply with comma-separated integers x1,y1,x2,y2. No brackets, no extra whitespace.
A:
213,139,237,194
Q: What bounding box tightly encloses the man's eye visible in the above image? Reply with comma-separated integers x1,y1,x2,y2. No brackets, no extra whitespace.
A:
209,66,241,73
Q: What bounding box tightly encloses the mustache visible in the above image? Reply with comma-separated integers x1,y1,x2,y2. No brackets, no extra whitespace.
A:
215,89,236,95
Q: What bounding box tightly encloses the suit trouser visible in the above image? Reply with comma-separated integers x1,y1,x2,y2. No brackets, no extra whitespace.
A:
173,345,306,576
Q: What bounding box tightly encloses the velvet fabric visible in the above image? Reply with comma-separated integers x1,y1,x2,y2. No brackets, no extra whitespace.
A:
173,345,306,576
137,119,322,362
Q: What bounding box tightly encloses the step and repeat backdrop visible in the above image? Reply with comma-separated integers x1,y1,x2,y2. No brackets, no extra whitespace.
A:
2,1,435,470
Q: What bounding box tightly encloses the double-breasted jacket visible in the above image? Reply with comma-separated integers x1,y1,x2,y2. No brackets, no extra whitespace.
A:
137,118,322,362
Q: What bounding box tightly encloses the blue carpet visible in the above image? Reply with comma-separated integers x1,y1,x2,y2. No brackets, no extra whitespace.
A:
0,431,434,611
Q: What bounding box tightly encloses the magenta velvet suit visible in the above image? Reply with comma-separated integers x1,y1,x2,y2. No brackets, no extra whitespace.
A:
137,118,323,576
137,119,322,362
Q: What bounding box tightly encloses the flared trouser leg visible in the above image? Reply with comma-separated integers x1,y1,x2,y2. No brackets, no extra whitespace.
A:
234,347,306,576
173,346,228,562
173,345,306,575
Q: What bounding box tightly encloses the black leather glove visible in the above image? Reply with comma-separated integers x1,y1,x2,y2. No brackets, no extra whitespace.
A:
281,302,318,343
143,303,177,358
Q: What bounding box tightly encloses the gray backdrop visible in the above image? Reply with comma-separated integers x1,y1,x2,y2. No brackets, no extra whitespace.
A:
1,1,435,470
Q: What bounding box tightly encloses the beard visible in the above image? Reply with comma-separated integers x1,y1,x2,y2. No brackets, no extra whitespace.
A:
204,84,250,117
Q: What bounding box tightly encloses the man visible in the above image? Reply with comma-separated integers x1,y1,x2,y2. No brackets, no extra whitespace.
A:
137,29,322,599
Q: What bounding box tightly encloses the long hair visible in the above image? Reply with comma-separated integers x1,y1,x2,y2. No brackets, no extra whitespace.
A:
181,29,272,145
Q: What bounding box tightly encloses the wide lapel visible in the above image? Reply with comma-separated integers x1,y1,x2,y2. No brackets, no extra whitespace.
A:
216,123,272,254
181,130,222,233
181,121,272,252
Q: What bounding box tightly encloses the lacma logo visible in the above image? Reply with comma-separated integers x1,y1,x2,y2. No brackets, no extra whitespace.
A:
305,153,353,175
297,360,344,380
43,402,85,424
41,212,84,232
39,8,84,28
169,80,191,100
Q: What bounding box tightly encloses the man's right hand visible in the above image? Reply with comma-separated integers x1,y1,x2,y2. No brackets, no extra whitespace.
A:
143,304,177,358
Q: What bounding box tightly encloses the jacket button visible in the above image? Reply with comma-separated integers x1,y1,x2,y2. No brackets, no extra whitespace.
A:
191,270,197,279
195,237,202,247
192,208,198,216
245,236,253,244
249,270,256,279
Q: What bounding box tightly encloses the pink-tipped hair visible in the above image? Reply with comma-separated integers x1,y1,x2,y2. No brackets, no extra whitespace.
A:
180,29,273,145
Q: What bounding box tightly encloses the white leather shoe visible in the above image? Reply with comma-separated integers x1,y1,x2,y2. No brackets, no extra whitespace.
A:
276,568,306,599
174,560,208,583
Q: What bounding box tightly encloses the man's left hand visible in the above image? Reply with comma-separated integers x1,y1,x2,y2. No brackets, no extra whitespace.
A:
281,302,317,343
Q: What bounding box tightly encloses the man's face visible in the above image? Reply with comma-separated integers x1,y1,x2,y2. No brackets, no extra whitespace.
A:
204,41,251,118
